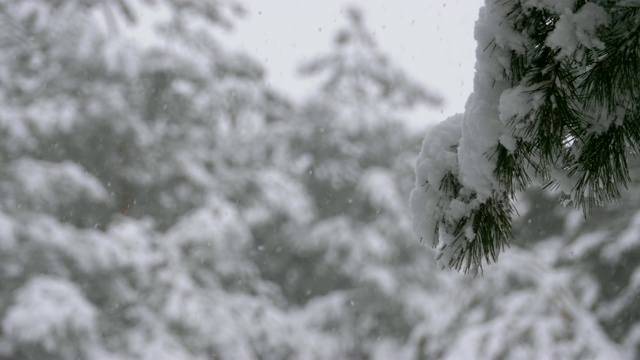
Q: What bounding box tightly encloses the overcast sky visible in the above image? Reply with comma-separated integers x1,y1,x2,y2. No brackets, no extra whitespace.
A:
222,0,484,131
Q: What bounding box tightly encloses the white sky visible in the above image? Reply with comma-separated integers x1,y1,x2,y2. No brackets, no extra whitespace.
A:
222,0,484,131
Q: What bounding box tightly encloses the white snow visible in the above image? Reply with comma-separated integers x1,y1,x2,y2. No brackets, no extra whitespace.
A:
3,277,97,354
410,0,618,270
410,114,462,247
602,211,640,261
3,159,110,211
358,167,404,215
546,3,609,59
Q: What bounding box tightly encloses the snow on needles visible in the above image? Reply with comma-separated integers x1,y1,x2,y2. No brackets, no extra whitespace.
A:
410,0,610,270
411,1,516,270
410,114,463,247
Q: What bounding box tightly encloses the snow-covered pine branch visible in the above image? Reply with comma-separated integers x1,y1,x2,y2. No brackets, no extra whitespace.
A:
411,0,640,273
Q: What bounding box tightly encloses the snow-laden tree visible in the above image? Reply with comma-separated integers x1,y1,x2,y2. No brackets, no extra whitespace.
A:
5,1,633,359
0,1,325,358
406,2,640,355
411,0,640,273
299,7,441,135
244,7,447,358
514,163,640,356
399,184,640,359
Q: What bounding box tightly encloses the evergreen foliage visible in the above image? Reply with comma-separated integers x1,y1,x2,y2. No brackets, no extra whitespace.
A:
0,2,448,358
0,1,315,358
412,0,640,273
3,0,638,358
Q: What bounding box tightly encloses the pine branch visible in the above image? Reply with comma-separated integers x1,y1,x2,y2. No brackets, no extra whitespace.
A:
447,194,513,274
581,6,640,109
414,0,640,273
491,143,531,193
569,124,630,213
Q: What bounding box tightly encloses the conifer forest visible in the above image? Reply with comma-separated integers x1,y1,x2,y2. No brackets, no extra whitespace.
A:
0,1,639,359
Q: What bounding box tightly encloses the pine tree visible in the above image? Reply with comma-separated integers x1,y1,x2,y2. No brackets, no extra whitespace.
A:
252,7,446,358
0,1,326,358
411,0,640,273
532,165,640,355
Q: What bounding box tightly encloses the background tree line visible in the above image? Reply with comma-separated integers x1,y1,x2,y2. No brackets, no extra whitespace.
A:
0,1,637,359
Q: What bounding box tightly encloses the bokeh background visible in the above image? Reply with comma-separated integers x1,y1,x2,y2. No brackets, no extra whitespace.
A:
0,1,638,359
